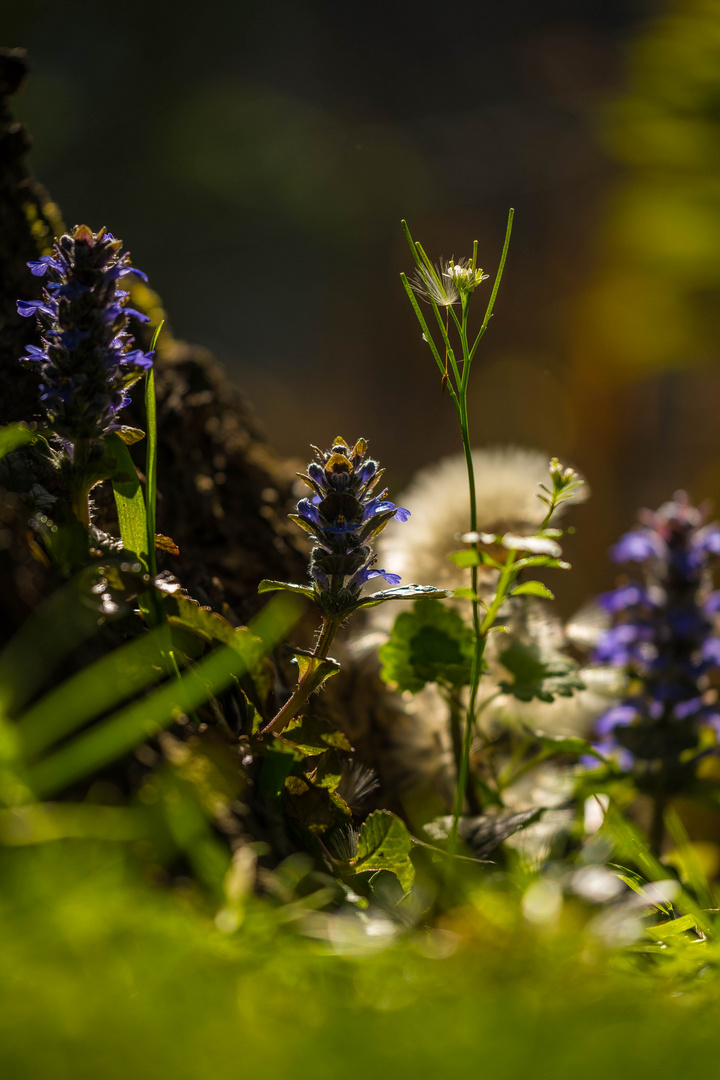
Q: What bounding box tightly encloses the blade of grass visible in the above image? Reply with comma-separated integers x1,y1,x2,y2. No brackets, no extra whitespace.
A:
0,802,149,845
0,568,119,718
15,625,174,759
601,799,713,935
664,805,714,911
25,593,304,799
144,320,164,586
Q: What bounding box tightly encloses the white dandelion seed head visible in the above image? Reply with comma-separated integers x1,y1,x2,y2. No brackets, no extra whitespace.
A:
372,447,556,616
411,260,460,307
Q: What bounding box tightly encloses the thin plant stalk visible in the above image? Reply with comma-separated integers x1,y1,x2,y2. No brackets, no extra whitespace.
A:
142,322,182,682
401,213,516,853
260,614,343,737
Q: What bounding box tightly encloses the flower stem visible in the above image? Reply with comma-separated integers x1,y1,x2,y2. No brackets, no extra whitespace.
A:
448,326,483,855
260,613,342,737
70,438,91,527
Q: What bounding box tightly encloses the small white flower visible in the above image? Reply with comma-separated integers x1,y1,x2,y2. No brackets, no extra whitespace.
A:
443,258,489,294
411,257,489,307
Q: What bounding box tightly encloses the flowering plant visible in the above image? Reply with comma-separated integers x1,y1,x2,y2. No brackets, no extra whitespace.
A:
18,224,153,446
259,436,448,735
400,217,588,849
590,492,720,838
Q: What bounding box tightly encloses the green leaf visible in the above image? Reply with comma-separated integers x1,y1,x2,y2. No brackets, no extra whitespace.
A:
106,432,149,568
352,584,451,611
0,423,38,461
513,555,571,571
379,598,474,693
351,810,415,892
498,641,585,703
277,715,353,758
663,806,713,911
453,587,479,600
450,549,481,568
511,581,555,600
502,534,562,557
258,579,315,600
283,774,351,833
294,653,341,694
646,913,698,942
168,594,251,649
116,426,145,446
601,804,713,934
536,734,596,757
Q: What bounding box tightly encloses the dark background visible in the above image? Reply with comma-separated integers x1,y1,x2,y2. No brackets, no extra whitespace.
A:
8,0,720,613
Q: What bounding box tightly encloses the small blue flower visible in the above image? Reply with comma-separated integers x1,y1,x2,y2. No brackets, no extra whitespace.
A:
590,491,720,793
17,224,154,442
291,437,409,615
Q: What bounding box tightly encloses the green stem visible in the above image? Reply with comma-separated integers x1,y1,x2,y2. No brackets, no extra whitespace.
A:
314,614,342,660
448,316,483,854
70,438,92,527
260,613,342,737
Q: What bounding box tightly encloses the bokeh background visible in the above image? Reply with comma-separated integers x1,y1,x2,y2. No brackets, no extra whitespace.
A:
6,0,720,614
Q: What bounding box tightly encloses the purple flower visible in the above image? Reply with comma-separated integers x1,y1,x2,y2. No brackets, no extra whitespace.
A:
590,491,720,794
291,437,408,615
597,583,651,614
17,224,154,442
610,530,664,564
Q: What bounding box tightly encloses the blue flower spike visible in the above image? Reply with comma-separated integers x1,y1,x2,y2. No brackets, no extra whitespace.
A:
17,224,153,444
590,491,720,794
292,436,410,616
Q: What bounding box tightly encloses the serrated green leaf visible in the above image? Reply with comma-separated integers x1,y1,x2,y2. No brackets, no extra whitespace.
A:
511,581,555,600
283,774,350,833
167,595,247,648
294,653,340,690
498,641,584,703
379,598,473,693
277,715,352,757
351,810,415,891
311,754,343,792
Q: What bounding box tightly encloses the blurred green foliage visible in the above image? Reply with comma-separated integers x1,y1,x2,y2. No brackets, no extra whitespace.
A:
1,840,719,1080
578,0,720,378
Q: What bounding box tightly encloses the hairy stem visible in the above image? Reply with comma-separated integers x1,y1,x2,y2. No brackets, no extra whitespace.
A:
260,614,341,737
